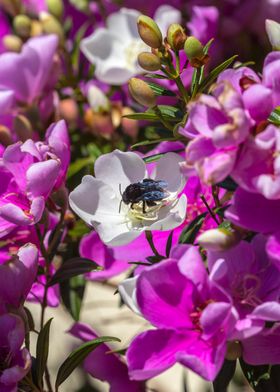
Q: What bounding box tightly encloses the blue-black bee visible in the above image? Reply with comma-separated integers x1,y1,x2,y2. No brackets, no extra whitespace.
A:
119,179,168,213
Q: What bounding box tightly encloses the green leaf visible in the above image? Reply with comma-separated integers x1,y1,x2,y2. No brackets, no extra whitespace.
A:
144,73,169,79
146,81,176,96
216,176,238,191
165,230,174,257
36,318,53,389
269,106,280,125
67,157,94,179
55,336,121,390
68,220,90,240
198,55,238,93
131,137,179,149
24,307,35,332
213,360,236,392
48,258,101,286
60,275,86,321
239,359,280,391
179,212,207,244
152,105,183,119
143,152,165,163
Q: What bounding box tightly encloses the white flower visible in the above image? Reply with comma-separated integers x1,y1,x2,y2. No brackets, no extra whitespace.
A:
69,150,187,246
118,276,141,315
80,6,181,85
266,19,280,50
87,85,110,112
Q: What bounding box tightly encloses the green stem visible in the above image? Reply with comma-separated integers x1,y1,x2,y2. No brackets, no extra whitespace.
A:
174,76,189,103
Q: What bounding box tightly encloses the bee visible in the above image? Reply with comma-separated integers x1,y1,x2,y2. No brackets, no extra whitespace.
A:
119,179,169,214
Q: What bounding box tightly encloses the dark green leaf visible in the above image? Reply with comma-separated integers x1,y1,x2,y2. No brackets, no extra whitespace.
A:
144,73,169,79
152,105,183,119
269,106,280,125
143,153,165,163
55,336,121,390
165,230,174,257
35,318,53,389
198,55,238,93
239,359,280,391
24,307,35,332
179,212,207,244
131,137,179,149
60,275,86,321
147,81,176,96
48,257,101,286
213,360,236,392
216,176,238,191
67,157,95,179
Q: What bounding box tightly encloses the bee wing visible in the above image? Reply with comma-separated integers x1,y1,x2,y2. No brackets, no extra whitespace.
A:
142,190,167,201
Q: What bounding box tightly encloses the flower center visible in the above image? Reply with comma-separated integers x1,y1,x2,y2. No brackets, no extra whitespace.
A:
232,274,262,308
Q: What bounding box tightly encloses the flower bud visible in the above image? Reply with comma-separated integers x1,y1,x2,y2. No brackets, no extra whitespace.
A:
13,14,32,38
197,228,241,251
137,15,162,49
266,19,280,50
138,52,161,71
58,98,79,124
3,34,22,52
47,0,64,19
128,78,156,108
40,12,64,43
167,23,187,51
226,341,242,361
84,109,114,137
13,115,33,142
0,125,12,146
30,20,43,37
184,36,208,67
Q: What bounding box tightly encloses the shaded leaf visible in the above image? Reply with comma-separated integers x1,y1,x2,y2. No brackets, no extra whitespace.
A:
239,359,280,392
36,318,53,389
216,176,238,191
179,212,207,244
48,257,101,286
60,275,86,321
144,73,169,79
165,230,174,257
213,359,236,392
55,336,121,390
147,81,176,96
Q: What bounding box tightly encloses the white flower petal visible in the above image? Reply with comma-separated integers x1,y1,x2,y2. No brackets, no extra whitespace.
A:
94,150,146,193
69,175,122,226
94,221,141,246
148,194,187,231
118,276,142,316
154,5,181,34
107,8,140,42
152,152,185,192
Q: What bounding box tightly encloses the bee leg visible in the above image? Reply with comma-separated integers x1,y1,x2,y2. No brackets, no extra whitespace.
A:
143,201,146,214
130,203,135,210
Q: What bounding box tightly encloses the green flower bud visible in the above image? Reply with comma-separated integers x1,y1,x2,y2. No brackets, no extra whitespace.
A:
40,12,64,43
13,115,33,142
13,14,32,38
3,34,22,52
137,15,162,49
167,23,187,51
128,78,156,108
184,36,208,67
138,52,161,71
47,0,64,19
0,125,12,146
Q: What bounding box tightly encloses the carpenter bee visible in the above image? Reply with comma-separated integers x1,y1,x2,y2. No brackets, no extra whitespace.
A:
119,179,169,214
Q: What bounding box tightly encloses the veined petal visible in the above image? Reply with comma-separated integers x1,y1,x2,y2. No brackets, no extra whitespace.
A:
152,152,185,193
94,150,146,193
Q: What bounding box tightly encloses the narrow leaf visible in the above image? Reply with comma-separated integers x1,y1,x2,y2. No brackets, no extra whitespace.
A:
55,336,121,390
198,55,238,93
179,212,207,244
147,81,176,96
131,137,179,149
36,318,53,389
60,275,86,321
48,257,101,286
144,73,169,79
165,230,174,257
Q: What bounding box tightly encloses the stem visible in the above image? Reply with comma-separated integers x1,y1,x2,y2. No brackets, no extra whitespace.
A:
200,194,220,226
212,185,221,209
145,231,160,257
174,76,189,103
45,366,53,392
